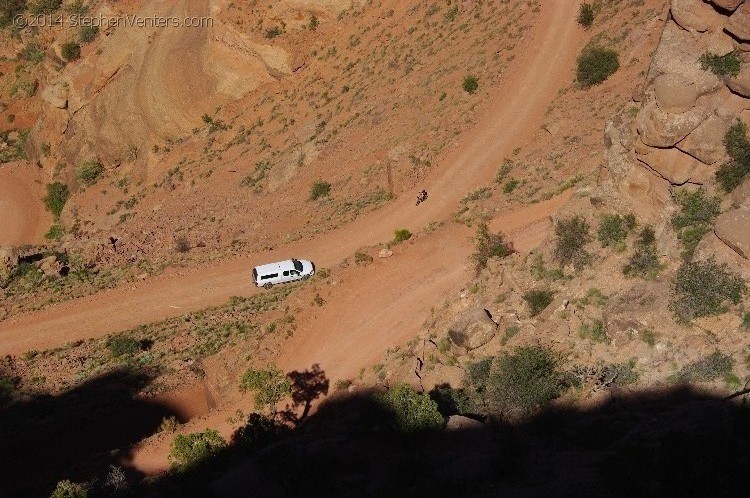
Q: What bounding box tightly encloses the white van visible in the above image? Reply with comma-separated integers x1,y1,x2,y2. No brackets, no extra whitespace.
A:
252,258,315,289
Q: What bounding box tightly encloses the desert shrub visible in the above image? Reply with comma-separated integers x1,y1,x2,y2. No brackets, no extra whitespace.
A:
671,188,720,260
393,228,412,243
308,14,318,31
233,412,289,448
43,182,69,218
21,42,45,63
577,46,619,87
554,214,592,269
106,334,141,358
579,319,609,343
0,0,25,27
641,328,658,347
472,222,512,273
79,24,99,43
486,345,563,418
577,3,594,28
0,375,15,407
45,223,64,240
334,379,353,391
169,429,226,467
265,25,283,39
428,384,474,417
623,226,661,278
158,416,180,434
61,41,81,62
700,51,741,77
677,351,734,383
502,178,519,193
523,289,555,317
75,159,103,185
462,75,479,94
374,383,445,434
597,213,636,247
174,235,191,253
716,121,750,192
309,180,331,200
239,366,291,412
50,480,87,498
354,251,373,265
670,259,747,322
28,0,61,15
601,361,638,386
742,312,750,330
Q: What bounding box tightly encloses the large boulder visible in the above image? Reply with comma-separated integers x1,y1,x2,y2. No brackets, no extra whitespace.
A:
654,73,699,113
710,0,744,12
676,112,732,164
706,29,736,56
726,2,750,41
41,81,68,109
448,308,497,350
670,0,713,31
732,177,750,207
637,99,711,147
636,147,702,184
714,208,750,258
727,65,750,97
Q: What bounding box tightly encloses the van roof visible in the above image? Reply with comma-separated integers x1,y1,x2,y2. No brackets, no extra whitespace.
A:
254,259,297,274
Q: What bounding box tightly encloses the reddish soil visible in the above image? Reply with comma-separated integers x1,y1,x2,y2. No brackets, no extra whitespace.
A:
0,163,50,246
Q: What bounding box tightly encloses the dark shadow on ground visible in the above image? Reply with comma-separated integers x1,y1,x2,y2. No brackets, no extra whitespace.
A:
0,367,182,497
130,384,750,498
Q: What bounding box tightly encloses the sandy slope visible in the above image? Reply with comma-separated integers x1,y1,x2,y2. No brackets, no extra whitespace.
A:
0,0,582,365
0,164,50,246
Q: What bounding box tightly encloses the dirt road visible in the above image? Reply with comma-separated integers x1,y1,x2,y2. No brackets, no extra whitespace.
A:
0,0,582,366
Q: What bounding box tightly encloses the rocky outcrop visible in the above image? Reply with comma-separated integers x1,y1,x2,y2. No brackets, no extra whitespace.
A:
714,208,750,258
654,73,698,113
636,146,703,184
728,65,750,97
676,112,732,164
40,81,68,109
732,178,750,206
710,0,745,12
448,308,497,350
670,0,713,32
637,99,710,147
726,3,750,41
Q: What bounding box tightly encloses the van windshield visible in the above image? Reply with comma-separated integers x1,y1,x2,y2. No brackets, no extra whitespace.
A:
293,259,303,272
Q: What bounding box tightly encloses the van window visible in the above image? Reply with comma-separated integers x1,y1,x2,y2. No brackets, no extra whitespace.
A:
293,260,303,272
283,271,290,276
260,273,278,280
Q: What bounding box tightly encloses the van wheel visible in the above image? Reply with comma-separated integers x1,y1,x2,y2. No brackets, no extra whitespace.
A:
302,275,311,281
263,283,273,289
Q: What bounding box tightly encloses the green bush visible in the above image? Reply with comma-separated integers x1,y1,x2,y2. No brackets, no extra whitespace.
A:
79,25,99,44
742,312,750,330
239,367,291,412
232,412,288,448
579,319,609,343
374,383,445,434
393,229,412,243
699,51,741,77
428,384,474,416
309,180,331,200
577,46,619,87
472,222,512,273
61,41,81,62
169,429,226,467
502,178,519,193
28,0,61,15
43,182,69,218
597,213,636,247
716,121,750,192
462,75,478,94
677,351,734,383
50,480,88,498
523,289,555,317
486,345,564,418
671,188,720,260
577,3,594,28
21,42,45,63
354,251,373,266
106,334,141,358
45,223,65,240
554,214,592,269
623,226,661,278
265,26,283,39
76,159,104,185
670,259,747,322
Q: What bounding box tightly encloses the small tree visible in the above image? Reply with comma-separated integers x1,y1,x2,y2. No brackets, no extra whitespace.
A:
554,214,591,270
309,180,331,200
374,383,445,434
239,366,291,413
61,41,81,62
487,345,563,419
671,188,720,260
716,121,750,192
597,213,636,247
462,75,479,94
577,46,619,87
393,228,412,243
169,429,226,467
670,259,747,322
577,3,594,28
76,159,103,185
472,222,513,273
43,182,69,218
106,334,141,358
623,226,661,278
50,480,87,498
